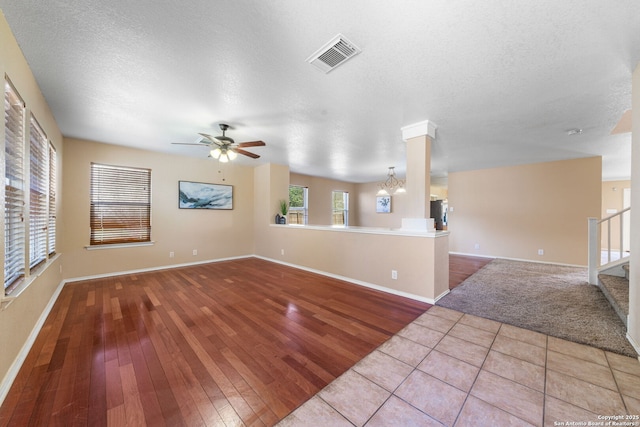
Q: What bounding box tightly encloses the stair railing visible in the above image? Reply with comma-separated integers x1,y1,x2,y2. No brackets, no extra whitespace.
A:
588,207,631,284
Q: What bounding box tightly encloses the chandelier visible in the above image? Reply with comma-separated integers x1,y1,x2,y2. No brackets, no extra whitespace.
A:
377,167,406,195
210,147,237,163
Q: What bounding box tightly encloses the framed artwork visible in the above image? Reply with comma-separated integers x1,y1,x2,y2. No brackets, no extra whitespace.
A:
179,181,233,210
376,195,391,213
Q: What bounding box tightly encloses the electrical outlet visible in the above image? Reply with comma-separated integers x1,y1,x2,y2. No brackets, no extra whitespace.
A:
391,270,398,280
538,249,544,256
281,249,285,255
474,243,480,250
169,251,174,258
192,249,197,256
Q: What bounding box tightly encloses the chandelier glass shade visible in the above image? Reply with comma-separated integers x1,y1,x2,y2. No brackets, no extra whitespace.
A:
210,147,237,163
377,166,406,195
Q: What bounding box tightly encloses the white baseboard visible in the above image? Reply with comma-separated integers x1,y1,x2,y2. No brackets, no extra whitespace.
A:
67,253,441,304
254,255,438,304
449,252,496,259
0,279,66,407
434,289,450,303
64,254,253,283
449,252,585,268
626,332,640,362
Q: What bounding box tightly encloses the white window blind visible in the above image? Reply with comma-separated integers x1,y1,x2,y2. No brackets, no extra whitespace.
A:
4,80,26,290
29,115,48,269
90,163,151,245
48,143,56,255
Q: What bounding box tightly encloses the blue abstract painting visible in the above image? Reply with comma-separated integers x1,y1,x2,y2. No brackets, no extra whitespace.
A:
179,181,233,210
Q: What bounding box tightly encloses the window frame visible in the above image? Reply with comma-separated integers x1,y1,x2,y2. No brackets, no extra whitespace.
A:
29,114,49,270
4,78,26,291
331,190,349,227
288,185,308,225
89,163,152,246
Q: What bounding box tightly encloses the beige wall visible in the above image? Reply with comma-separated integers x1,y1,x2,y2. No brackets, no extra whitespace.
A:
289,173,358,226
62,138,255,278
0,12,64,398
355,182,448,229
448,156,602,266
601,180,631,251
255,163,290,227
430,185,448,200
355,182,409,228
628,63,640,353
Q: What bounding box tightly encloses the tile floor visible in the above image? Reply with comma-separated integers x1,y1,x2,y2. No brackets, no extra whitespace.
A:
278,306,640,427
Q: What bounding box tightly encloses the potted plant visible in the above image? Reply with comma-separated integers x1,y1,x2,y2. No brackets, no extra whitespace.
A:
279,200,288,224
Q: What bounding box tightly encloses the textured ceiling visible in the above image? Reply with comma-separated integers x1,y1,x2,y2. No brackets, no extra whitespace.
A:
1,1,639,182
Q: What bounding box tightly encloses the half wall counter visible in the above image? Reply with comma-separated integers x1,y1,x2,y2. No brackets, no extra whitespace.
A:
256,224,450,303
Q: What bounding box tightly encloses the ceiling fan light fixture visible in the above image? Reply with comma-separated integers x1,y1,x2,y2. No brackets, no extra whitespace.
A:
175,125,265,161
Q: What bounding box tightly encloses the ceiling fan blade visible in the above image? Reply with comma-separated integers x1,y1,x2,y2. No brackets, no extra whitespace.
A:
237,140,266,148
198,133,223,146
171,142,210,146
233,148,260,159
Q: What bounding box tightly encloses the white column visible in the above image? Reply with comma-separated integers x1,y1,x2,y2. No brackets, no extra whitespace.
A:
400,120,437,231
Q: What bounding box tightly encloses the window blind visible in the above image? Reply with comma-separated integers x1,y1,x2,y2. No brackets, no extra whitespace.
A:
48,143,56,255
29,115,48,269
4,80,26,289
90,163,151,245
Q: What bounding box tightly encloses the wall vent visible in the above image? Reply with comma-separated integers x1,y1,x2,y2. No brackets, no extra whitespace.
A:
306,34,361,73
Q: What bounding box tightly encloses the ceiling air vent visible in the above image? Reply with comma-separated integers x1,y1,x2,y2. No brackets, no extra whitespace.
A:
306,34,361,73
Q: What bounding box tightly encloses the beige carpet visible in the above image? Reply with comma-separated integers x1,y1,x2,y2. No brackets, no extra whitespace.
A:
436,258,636,357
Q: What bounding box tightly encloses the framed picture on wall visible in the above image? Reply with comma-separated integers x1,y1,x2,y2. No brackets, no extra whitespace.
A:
179,181,233,210
376,195,391,213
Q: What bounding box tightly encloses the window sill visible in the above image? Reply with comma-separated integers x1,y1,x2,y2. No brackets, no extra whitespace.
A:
2,253,61,311
84,241,155,250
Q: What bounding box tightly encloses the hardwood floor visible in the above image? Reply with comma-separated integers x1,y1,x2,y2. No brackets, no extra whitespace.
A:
449,254,493,289
0,258,430,426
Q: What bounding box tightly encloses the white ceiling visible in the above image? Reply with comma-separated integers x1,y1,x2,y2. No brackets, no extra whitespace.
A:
1,1,639,183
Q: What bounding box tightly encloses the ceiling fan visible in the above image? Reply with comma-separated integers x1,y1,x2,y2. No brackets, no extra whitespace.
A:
173,123,266,162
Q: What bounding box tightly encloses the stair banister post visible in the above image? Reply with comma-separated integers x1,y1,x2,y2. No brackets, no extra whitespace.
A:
588,217,599,285
620,210,625,257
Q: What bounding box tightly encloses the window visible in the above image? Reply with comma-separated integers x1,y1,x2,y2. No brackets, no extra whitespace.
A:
48,143,56,255
3,78,57,294
90,163,151,245
29,115,48,269
288,185,308,224
4,80,26,290
332,190,349,226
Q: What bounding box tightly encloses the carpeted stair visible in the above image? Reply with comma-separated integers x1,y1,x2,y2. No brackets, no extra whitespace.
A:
598,263,629,327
